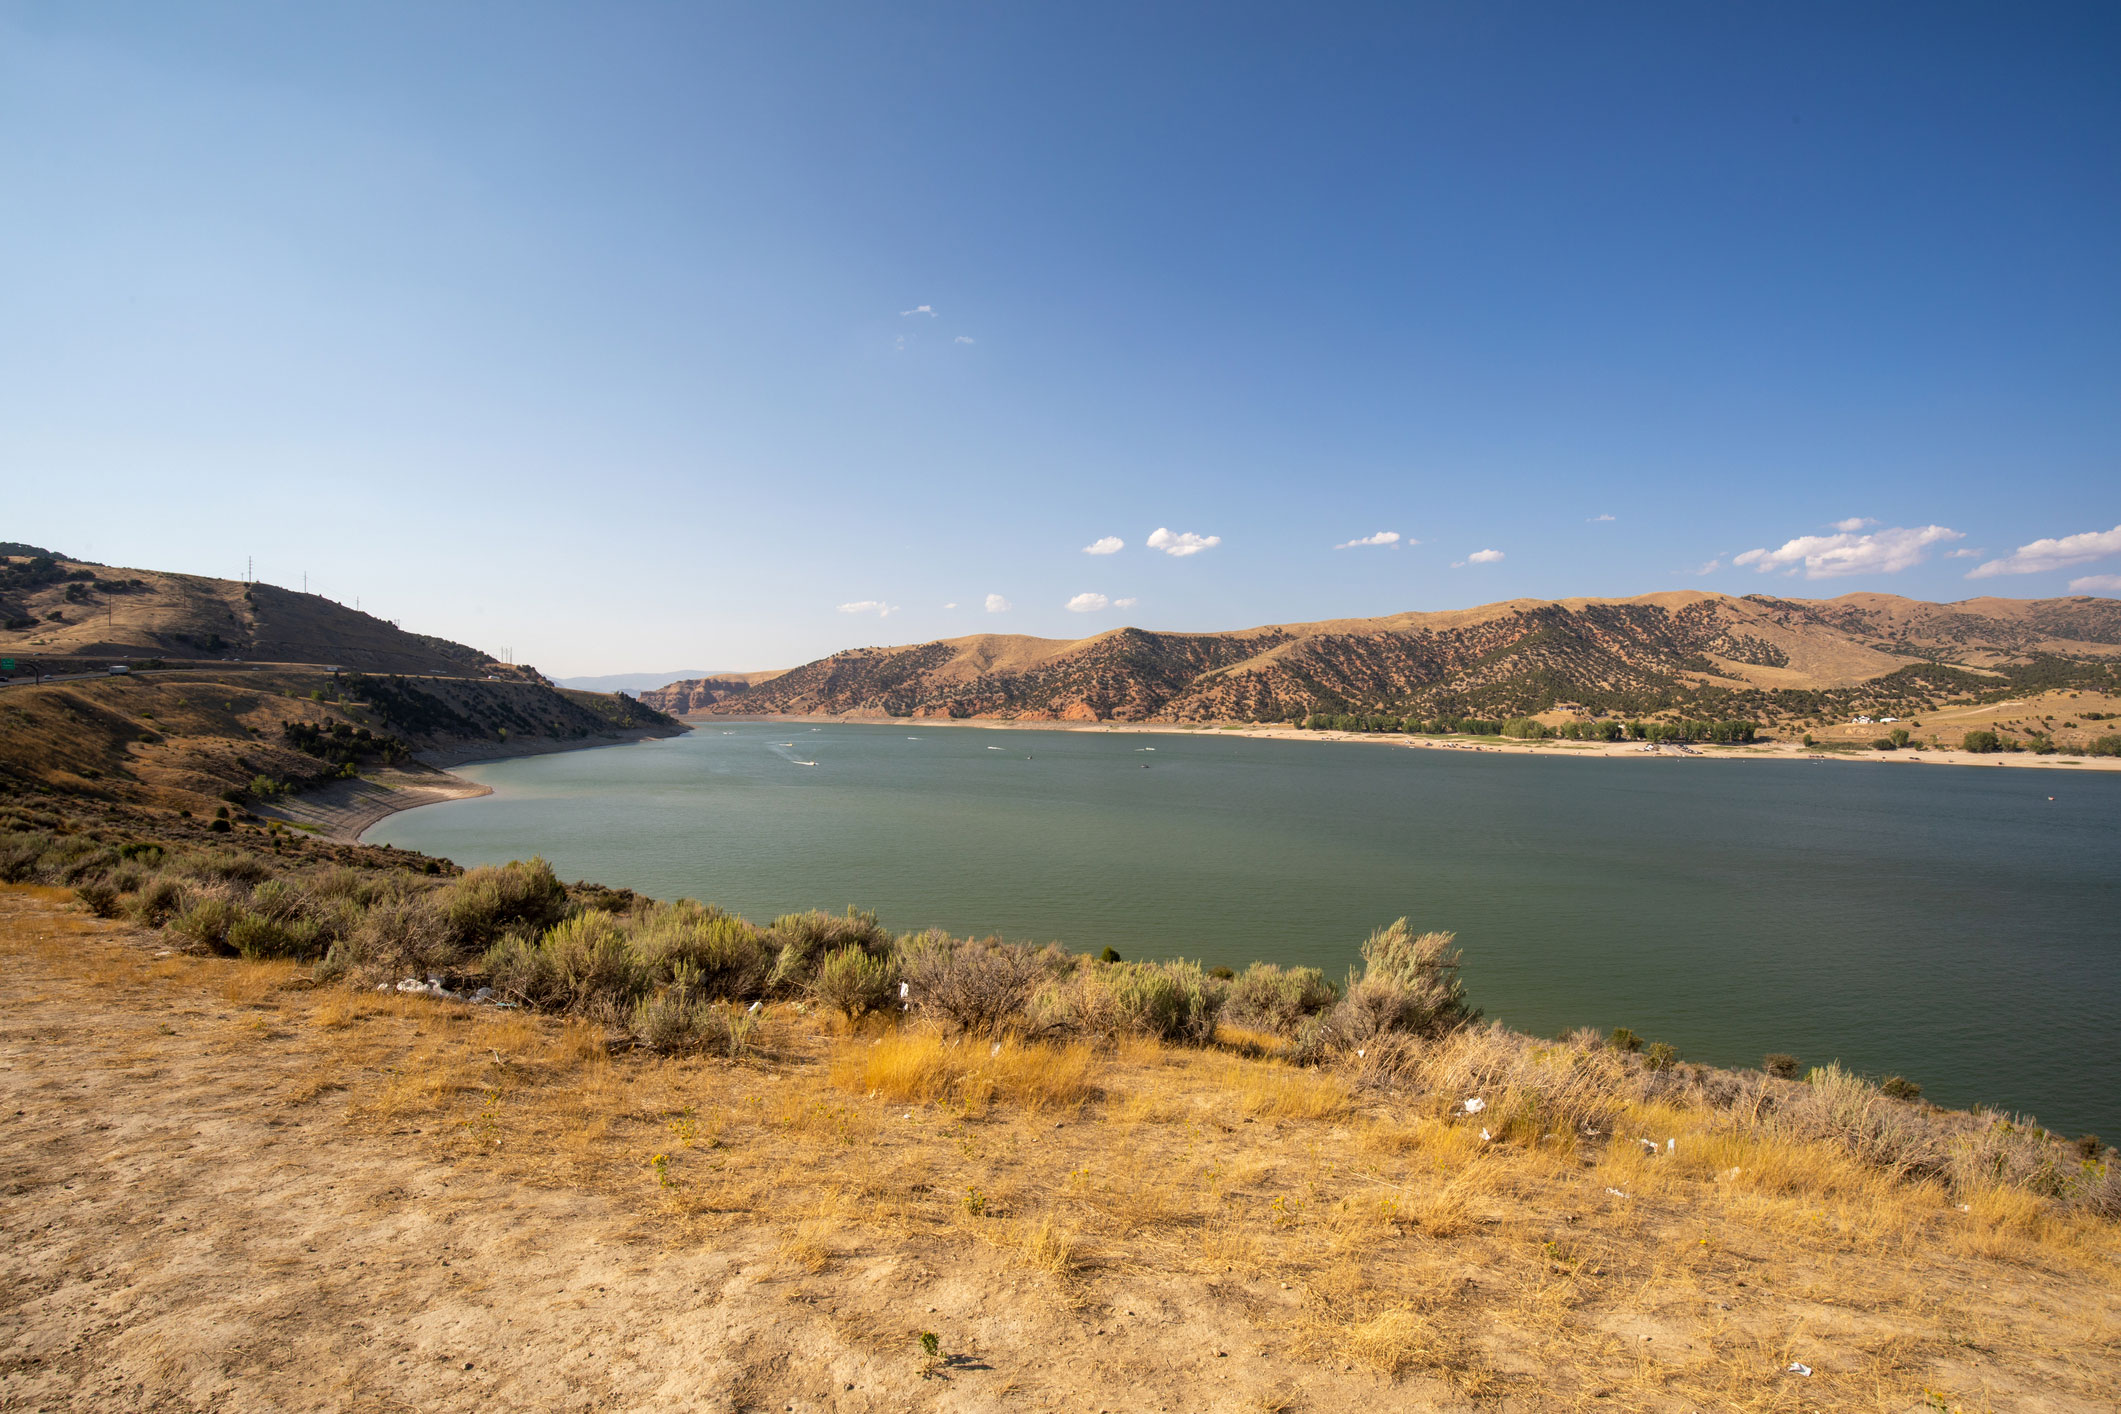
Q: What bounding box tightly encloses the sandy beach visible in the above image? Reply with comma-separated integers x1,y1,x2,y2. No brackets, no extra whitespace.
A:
255,727,680,844
689,714,2121,773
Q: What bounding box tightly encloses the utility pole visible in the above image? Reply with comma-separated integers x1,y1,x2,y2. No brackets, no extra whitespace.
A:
247,556,253,583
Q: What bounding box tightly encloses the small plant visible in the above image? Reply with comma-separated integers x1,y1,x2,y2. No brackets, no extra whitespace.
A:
1880,1074,1922,1101
961,1186,987,1217
1763,1052,1801,1079
918,1331,941,1376
1609,1026,1643,1053
1644,1041,1678,1072
649,1152,675,1188
1098,946,1123,963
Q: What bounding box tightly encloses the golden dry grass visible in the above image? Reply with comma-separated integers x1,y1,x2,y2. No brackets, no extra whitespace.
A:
9,886,2119,1411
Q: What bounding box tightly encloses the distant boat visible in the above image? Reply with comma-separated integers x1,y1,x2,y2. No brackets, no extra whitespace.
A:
987,746,1004,750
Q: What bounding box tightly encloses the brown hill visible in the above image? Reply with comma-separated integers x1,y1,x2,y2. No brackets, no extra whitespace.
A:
0,552,531,678
644,591,2121,727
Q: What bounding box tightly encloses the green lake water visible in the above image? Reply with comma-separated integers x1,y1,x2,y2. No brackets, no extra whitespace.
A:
367,723,2121,1138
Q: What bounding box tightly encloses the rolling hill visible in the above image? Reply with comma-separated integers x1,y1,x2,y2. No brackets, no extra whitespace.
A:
638,591,2121,729
0,547,535,679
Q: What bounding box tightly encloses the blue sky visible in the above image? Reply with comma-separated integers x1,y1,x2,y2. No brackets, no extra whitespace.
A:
4,3,2117,675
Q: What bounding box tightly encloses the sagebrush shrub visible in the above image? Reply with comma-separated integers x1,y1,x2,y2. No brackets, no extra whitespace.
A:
766,908,892,992
902,933,1055,1036
629,900,772,998
442,857,570,948
810,944,897,1020
1224,962,1338,1035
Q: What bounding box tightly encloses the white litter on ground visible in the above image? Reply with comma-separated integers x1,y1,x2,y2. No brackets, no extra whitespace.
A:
1463,1097,1486,1114
1787,1363,1812,1377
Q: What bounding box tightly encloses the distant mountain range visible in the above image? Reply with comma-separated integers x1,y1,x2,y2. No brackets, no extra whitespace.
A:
552,670,723,694
636,591,2121,727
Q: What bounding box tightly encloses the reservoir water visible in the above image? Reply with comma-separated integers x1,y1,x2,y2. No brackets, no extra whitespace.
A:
368,723,2121,1137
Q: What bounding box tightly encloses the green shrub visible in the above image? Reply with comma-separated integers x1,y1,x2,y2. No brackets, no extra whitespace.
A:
1961,730,2001,753
1763,1052,1801,1079
1354,920,1472,1033
1047,958,1225,1043
74,879,121,918
170,896,241,953
627,900,772,998
766,908,892,991
810,944,897,1020
1880,1074,1922,1101
1870,738,1896,751
1501,717,1551,740
0,832,52,882
1644,1041,1678,1072
129,876,189,926
1224,962,1339,1035
629,988,752,1054
441,857,570,949
488,911,646,1015
1609,1026,1643,1053
2089,734,2121,757
323,895,451,980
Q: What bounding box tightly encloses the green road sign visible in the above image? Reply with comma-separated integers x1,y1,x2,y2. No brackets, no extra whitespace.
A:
0,659,13,671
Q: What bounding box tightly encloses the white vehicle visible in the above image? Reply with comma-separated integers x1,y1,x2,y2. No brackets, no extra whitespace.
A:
107,664,130,675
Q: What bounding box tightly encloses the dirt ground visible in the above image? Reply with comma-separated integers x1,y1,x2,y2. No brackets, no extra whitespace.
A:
2,886,2116,1412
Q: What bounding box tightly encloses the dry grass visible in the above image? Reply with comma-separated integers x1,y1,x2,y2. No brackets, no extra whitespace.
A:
829,1028,1100,1112
9,886,2119,1411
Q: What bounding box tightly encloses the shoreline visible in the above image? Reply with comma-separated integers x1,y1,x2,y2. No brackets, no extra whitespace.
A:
256,726,680,844
688,714,2121,772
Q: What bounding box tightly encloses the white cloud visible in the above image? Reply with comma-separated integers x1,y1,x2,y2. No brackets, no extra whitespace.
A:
1945,548,1983,559
954,335,975,344
1083,536,1123,555
942,602,958,610
2068,574,2121,595
1114,597,1138,608
837,600,896,617
1146,527,1221,557
984,593,1011,613
1967,524,2121,579
900,304,936,317
1732,524,1961,579
1694,559,1723,575
1589,513,1616,523
1466,548,1505,564
1333,531,1400,549
1831,516,1879,533
1066,592,1111,613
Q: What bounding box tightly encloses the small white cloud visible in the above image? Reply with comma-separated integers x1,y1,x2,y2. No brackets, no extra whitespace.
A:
1589,513,1616,523
1694,559,1722,575
1466,548,1505,564
1334,531,1400,550
1734,524,1961,579
837,600,897,617
984,593,1011,613
1945,548,1983,559
2068,574,2121,595
1831,516,1879,533
954,335,975,344
1114,597,1138,609
1083,536,1124,555
942,602,958,609
1066,592,1111,613
1967,523,2121,579
900,304,936,317
1146,527,1221,557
